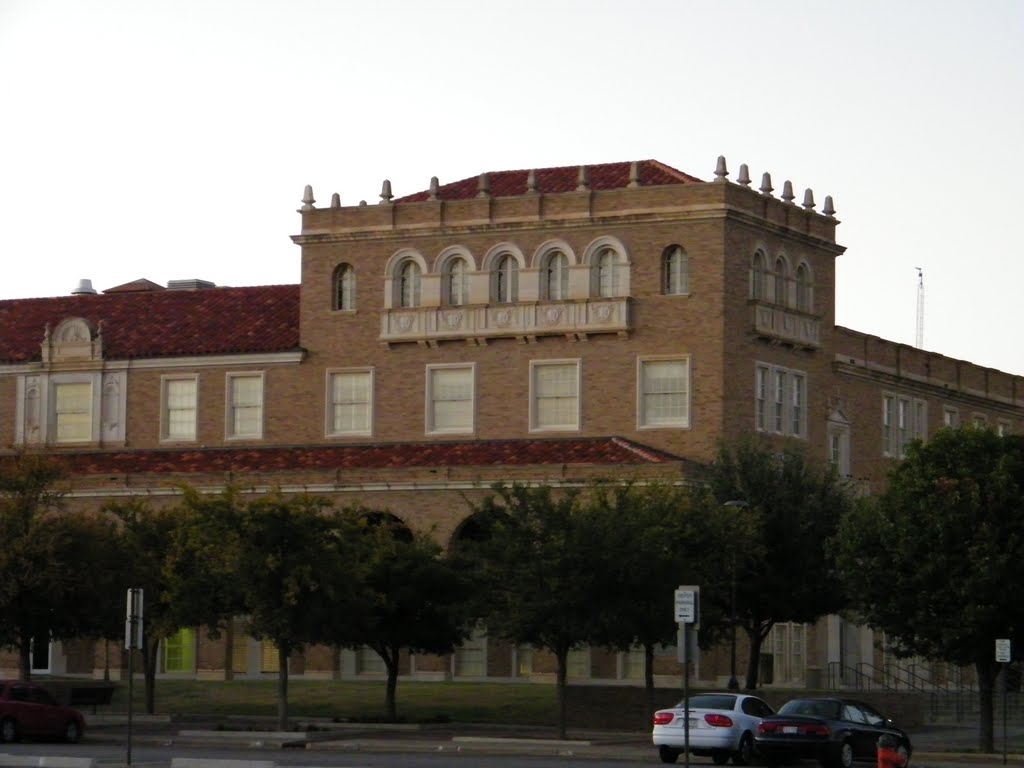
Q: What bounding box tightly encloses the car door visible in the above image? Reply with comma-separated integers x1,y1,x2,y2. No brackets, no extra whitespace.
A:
27,685,61,738
840,703,875,760
7,684,42,736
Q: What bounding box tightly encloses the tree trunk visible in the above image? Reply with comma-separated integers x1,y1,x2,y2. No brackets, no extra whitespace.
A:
276,645,289,731
143,634,159,715
383,648,399,722
555,648,568,740
18,631,31,681
977,657,997,753
744,622,772,689
644,643,656,726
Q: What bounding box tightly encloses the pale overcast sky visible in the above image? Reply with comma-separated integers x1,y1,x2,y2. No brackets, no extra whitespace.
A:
1,1,1021,375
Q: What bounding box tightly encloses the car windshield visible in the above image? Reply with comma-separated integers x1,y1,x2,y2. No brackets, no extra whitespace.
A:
676,694,737,710
778,699,841,719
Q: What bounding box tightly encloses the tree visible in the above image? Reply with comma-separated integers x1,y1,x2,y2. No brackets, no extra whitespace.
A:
219,491,359,730
583,482,757,718
339,515,474,721
833,427,1024,753
0,451,124,680
463,483,599,739
707,436,852,689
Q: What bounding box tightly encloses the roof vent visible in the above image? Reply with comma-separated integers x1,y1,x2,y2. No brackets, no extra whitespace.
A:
167,279,216,291
71,279,97,295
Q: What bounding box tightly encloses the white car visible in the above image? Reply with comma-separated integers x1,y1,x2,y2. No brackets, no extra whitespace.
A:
653,692,774,765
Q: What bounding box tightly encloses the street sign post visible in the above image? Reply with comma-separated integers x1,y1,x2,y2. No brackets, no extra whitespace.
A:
674,585,700,768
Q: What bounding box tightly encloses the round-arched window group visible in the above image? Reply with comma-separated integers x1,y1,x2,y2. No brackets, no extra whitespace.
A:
751,249,813,312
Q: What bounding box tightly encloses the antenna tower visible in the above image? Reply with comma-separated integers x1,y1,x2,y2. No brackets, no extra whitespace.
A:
915,267,924,348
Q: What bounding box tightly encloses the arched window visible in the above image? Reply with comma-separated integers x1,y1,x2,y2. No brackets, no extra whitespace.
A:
334,264,355,310
751,251,767,300
495,254,519,303
445,258,469,306
545,252,569,300
399,261,421,308
773,257,789,306
593,248,617,297
795,263,812,312
664,246,688,295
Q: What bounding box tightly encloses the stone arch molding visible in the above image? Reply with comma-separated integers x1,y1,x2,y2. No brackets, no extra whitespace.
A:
43,317,102,363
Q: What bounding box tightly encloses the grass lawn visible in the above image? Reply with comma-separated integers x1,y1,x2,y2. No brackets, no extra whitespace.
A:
112,679,561,724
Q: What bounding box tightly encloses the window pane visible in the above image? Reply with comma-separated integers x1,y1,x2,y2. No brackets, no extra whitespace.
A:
642,360,688,426
331,372,370,433
166,379,197,440
231,376,262,437
547,253,568,300
55,382,91,442
431,368,472,431
534,363,577,429
497,256,518,303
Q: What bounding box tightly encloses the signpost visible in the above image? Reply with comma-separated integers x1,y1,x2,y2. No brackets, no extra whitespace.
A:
996,638,1011,765
125,588,143,768
674,586,700,768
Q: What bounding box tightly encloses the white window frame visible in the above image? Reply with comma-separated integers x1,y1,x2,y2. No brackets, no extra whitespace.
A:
973,414,988,428
326,368,373,437
53,380,93,444
593,248,618,297
161,375,198,442
664,245,689,296
425,363,476,435
334,263,356,311
444,258,470,306
755,363,807,438
529,359,581,432
882,393,927,457
997,419,1011,436
225,372,265,440
827,415,852,478
637,356,690,429
495,253,519,303
943,406,960,428
544,252,569,300
399,260,422,308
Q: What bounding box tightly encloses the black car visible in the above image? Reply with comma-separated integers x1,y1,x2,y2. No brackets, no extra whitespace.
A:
754,697,911,768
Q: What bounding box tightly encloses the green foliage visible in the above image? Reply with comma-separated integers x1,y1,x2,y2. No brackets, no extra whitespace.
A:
708,436,852,687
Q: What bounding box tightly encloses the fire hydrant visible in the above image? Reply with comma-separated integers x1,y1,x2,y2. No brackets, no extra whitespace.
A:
877,734,907,768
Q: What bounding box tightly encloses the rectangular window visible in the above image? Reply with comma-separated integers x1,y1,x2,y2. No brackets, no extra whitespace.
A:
163,627,195,673
882,393,927,457
531,360,580,431
162,377,197,441
828,426,851,477
638,357,690,428
427,365,474,434
755,363,807,438
227,373,264,439
328,369,372,436
943,407,959,428
997,420,1011,436
973,414,988,428
54,381,92,443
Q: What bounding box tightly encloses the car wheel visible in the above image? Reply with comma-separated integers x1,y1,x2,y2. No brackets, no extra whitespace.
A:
0,717,18,743
897,742,912,766
64,720,82,744
832,739,854,768
659,745,681,764
733,732,754,765
713,751,730,765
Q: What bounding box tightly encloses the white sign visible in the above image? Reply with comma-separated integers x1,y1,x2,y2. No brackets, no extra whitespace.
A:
125,588,144,650
996,638,1011,663
674,586,699,624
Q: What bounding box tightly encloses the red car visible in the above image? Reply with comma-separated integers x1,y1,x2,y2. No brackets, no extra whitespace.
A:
0,681,86,743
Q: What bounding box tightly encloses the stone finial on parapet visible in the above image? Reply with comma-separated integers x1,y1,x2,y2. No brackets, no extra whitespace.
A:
823,196,836,217
737,164,751,186
576,165,590,192
714,155,728,182
330,193,341,208
759,172,774,196
781,180,795,203
477,173,491,198
802,189,815,210
526,168,537,194
428,176,440,201
379,180,393,204
628,161,640,188
300,185,316,211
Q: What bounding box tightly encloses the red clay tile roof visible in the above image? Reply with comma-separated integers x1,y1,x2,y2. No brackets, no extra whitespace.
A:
58,437,685,475
395,160,703,203
103,278,165,293
0,285,300,363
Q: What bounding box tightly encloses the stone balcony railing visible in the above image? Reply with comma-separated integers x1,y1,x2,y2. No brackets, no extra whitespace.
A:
750,301,821,348
380,298,630,345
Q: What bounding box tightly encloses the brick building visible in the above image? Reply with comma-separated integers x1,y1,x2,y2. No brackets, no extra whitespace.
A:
1,157,1021,687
